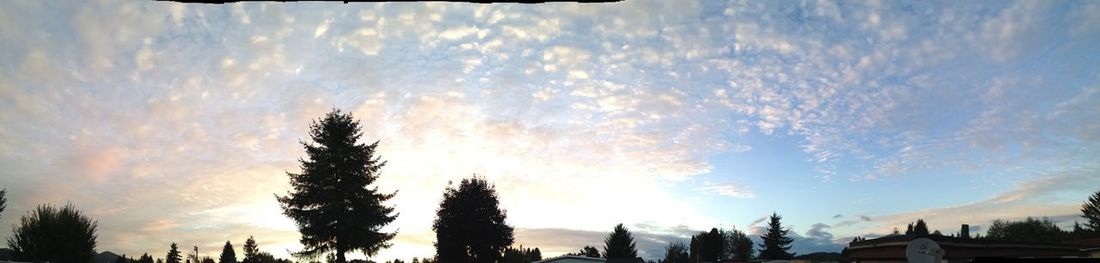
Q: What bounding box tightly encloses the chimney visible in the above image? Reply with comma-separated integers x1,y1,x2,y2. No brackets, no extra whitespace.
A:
960,224,970,239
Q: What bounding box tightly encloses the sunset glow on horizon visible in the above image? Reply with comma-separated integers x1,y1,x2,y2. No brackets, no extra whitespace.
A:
0,0,1098,261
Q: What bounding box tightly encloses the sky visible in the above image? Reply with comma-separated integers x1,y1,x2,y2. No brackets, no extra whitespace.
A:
0,0,1098,260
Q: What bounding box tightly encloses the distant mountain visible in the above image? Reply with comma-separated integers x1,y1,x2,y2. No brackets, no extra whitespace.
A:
794,252,843,261
94,251,123,263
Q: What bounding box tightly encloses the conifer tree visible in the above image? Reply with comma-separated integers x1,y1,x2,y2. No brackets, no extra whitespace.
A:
1083,190,1100,232
167,243,182,263
278,109,398,263
757,213,793,260
603,224,638,260
220,241,237,263
140,253,155,263
243,236,258,259
914,219,930,236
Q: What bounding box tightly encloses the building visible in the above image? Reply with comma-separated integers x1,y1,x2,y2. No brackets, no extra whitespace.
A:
1063,237,1100,258
847,232,1087,263
535,256,606,263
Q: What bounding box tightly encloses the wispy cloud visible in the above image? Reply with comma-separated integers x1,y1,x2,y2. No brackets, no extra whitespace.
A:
695,183,755,199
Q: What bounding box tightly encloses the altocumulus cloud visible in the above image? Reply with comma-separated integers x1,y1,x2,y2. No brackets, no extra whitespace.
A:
0,0,1097,260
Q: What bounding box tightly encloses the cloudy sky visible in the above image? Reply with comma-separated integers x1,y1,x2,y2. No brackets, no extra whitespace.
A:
1,0,1098,260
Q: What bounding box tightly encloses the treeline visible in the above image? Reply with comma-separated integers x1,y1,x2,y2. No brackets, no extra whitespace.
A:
4,109,1100,263
849,191,1100,245
558,212,795,263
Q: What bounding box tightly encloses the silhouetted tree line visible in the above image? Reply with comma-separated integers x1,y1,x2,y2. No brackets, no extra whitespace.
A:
502,245,542,263
4,110,1100,263
658,227,754,263
859,196,1100,248
567,246,602,258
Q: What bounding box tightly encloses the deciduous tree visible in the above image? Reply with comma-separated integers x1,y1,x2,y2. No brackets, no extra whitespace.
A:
662,242,688,263
7,203,98,262
986,217,1067,243
433,177,514,263
570,246,601,258
726,229,753,261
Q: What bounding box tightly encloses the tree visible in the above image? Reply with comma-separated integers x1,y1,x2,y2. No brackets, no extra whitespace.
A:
140,253,156,263
7,203,98,262
603,224,638,260
0,189,6,220
277,109,399,263
757,212,793,260
662,242,689,263
168,243,183,263
1070,221,1096,239
243,236,259,260
530,248,542,261
905,224,914,235
1083,190,1100,232
689,228,724,262
726,229,753,261
221,241,238,263
433,177,514,263
571,246,601,258
502,246,542,263
913,219,930,236
985,217,1067,243
117,254,131,263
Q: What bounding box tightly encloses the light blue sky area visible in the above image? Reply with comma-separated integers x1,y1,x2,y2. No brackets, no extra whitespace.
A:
0,0,1099,260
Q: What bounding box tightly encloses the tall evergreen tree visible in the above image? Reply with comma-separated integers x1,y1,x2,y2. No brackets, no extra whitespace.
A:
757,213,793,260
433,177,514,263
7,203,98,262
1083,189,1100,232
243,236,258,260
602,224,638,260
277,109,399,263
220,241,237,263
167,243,183,263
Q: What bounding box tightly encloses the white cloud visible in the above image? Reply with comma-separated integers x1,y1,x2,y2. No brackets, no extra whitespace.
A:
695,183,755,199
